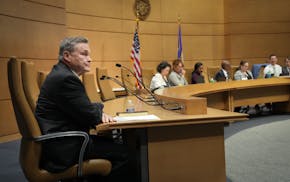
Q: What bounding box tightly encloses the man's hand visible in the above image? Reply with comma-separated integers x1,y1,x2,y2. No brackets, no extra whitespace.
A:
102,113,115,123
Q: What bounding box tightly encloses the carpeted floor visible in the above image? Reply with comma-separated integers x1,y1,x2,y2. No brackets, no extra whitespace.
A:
225,114,290,182
0,114,289,181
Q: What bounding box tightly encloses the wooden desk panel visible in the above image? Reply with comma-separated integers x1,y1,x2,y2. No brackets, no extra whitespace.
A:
155,77,290,113
100,97,247,182
148,123,226,182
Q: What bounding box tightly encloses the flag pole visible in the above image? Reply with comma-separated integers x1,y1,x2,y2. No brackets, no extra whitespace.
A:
177,15,184,62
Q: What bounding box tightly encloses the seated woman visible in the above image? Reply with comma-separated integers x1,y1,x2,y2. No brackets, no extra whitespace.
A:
168,59,188,86
234,60,254,80
234,60,255,114
150,61,171,93
191,62,205,84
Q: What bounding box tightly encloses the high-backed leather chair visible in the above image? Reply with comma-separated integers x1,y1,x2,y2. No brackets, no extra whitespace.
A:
82,72,102,103
120,68,137,93
207,66,220,81
37,71,49,88
231,66,239,80
21,61,40,112
8,58,111,182
96,68,116,101
184,68,193,84
142,68,154,88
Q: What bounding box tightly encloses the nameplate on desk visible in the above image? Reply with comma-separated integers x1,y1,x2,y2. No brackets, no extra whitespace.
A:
114,114,160,122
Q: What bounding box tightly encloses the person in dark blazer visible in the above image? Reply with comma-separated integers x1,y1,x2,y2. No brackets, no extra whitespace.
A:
35,37,130,181
214,60,231,82
281,57,290,76
191,62,205,84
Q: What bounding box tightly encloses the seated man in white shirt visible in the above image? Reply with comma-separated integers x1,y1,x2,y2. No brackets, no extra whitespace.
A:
263,54,282,78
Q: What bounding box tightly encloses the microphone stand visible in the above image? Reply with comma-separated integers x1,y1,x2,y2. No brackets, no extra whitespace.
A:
115,64,184,111
101,76,159,106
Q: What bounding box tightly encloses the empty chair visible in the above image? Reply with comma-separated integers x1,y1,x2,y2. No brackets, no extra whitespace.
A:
142,68,154,88
121,68,137,93
96,68,116,101
82,72,102,103
230,66,239,80
207,66,220,82
184,68,193,84
21,61,40,112
7,57,111,182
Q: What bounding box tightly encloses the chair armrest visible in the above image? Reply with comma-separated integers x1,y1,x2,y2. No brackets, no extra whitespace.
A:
34,131,89,177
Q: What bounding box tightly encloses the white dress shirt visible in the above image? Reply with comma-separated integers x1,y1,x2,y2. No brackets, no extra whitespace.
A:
222,69,229,80
263,64,282,77
150,73,169,91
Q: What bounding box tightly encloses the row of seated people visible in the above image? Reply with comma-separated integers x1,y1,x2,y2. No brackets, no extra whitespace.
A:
150,54,290,93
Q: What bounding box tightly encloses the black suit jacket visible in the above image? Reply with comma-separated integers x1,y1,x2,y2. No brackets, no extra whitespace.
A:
281,66,290,76
214,69,230,82
35,61,103,172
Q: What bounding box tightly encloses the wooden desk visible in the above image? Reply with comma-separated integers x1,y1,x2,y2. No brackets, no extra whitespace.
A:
99,97,247,182
155,77,290,113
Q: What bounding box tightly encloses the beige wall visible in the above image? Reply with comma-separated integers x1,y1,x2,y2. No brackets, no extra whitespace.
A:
0,0,66,139
0,0,289,139
224,0,290,66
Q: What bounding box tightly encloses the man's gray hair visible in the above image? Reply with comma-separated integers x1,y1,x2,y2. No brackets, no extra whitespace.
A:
58,36,88,62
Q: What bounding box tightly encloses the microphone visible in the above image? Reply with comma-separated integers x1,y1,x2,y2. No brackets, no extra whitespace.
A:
115,64,184,111
115,63,159,101
101,75,158,106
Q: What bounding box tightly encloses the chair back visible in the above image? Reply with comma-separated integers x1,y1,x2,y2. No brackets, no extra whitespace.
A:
82,72,102,103
207,66,220,81
8,58,42,138
121,68,137,93
7,58,45,181
142,68,154,88
184,68,193,84
258,66,266,79
37,71,49,88
21,61,40,112
96,68,116,101
230,66,239,80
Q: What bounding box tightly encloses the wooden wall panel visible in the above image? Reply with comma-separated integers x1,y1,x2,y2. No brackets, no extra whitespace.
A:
224,0,290,63
0,0,65,140
0,59,10,100
0,101,18,137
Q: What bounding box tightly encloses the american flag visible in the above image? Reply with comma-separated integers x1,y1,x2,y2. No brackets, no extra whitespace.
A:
130,23,142,88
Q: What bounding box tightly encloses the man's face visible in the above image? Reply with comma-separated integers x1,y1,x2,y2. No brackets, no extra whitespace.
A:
286,59,290,67
270,56,278,65
198,65,204,73
63,43,91,75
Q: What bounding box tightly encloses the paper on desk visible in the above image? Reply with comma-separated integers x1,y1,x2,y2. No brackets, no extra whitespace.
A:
114,114,160,122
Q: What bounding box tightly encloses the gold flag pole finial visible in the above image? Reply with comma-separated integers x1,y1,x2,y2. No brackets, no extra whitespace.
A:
136,11,140,22
136,10,140,29
177,14,181,24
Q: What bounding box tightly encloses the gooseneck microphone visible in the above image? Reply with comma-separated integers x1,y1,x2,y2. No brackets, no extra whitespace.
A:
115,63,183,111
115,63,160,103
100,75,158,106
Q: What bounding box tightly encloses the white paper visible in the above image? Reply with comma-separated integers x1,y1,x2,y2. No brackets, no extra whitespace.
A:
114,114,160,122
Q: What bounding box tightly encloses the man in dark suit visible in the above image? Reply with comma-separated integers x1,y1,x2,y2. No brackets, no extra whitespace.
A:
214,60,232,82
281,57,290,76
35,37,130,181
